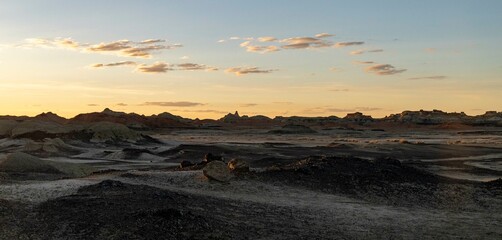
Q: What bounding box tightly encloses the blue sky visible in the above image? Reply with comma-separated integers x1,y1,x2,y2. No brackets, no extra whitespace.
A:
0,1,501,118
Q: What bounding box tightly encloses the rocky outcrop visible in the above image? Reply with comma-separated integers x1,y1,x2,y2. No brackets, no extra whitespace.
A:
202,161,232,182
227,159,249,172
268,124,317,134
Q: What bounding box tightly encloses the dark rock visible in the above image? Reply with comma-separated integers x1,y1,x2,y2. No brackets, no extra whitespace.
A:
227,159,249,172
203,161,232,182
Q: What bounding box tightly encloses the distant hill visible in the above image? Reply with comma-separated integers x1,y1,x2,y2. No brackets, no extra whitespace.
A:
1,108,501,129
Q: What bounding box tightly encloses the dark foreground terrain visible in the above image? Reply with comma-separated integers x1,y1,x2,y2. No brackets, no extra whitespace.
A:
1,122,502,239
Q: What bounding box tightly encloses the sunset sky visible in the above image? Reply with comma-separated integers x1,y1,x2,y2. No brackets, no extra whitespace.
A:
1,1,501,119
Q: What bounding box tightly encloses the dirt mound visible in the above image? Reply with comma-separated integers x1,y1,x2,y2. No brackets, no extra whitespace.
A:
35,181,223,240
0,152,95,179
0,152,62,174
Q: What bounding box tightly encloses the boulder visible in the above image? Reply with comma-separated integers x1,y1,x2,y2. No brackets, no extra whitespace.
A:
227,159,249,172
202,161,232,182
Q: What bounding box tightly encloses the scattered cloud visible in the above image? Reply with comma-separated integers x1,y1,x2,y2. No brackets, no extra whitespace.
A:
142,101,204,107
139,39,165,44
116,103,128,106
315,33,335,38
280,37,333,49
258,37,277,42
177,63,218,71
244,45,280,53
408,76,447,80
91,61,137,68
350,49,383,55
365,64,406,75
180,56,189,60
87,103,99,106
327,107,381,112
334,42,365,47
136,62,173,73
330,67,339,72
20,37,180,58
225,67,276,76
176,109,228,114
240,103,258,107
232,33,338,53
353,61,375,65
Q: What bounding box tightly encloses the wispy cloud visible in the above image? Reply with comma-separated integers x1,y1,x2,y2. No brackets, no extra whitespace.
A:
365,64,406,75
240,103,258,107
232,33,338,53
315,33,335,38
136,62,173,73
334,42,365,47
353,61,375,65
87,103,99,106
177,63,218,71
408,76,447,80
19,37,180,58
116,103,128,106
225,67,276,76
258,37,277,42
91,61,137,68
142,101,204,107
350,49,383,55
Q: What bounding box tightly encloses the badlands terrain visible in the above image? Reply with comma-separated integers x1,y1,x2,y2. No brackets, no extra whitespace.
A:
0,109,501,239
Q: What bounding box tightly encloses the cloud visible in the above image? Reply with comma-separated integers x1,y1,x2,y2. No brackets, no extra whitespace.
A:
87,40,178,58
91,61,137,68
176,109,227,114
353,61,375,65
350,50,364,55
334,42,365,47
327,107,381,112
225,67,276,76
235,33,337,53
240,103,258,107
408,76,447,80
280,37,332,49
244,45,280,53
177,63,218,71
136,62,173,73
365,64,406,75
350,49,383,55
87,104,99,106
23,37,82,49
21,37,179,58
315,33,335,38
139,39,165,44
116,103,128,106
142,101,204,107
258,37,277,42
330,67,339,72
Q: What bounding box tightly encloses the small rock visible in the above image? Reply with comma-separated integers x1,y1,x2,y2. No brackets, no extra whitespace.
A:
203,161,232,182
180,160,194,168
203,153,223,163
227,159,249,172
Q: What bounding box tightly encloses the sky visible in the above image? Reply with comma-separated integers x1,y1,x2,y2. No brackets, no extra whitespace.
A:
1,0,501,119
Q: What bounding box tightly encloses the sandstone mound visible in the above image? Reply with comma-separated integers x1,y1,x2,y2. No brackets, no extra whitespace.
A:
0,152,95,178
0,152,61,174
203,161,232,182
24,138,83,157
85,122,143,143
